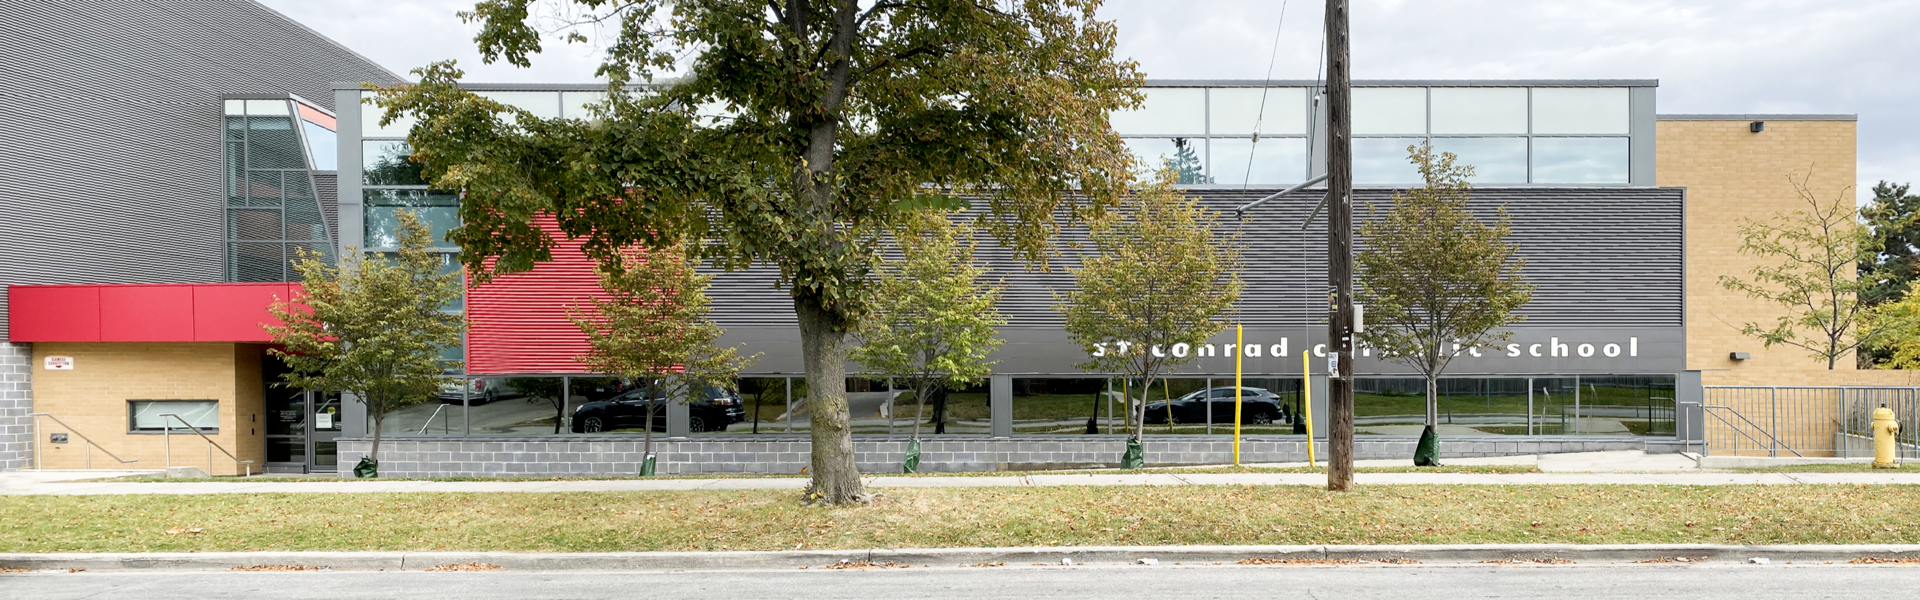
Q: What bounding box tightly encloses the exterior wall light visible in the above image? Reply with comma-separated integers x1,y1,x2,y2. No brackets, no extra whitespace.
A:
1750,121,1765,133
1730,352,1751,360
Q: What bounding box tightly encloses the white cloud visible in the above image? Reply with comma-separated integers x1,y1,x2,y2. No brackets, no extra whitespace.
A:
262,0,1920,197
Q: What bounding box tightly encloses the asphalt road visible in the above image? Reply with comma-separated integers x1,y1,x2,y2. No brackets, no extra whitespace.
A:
5,564,1914,600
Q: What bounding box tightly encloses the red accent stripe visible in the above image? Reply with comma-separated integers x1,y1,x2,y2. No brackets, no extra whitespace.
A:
8,283,295,342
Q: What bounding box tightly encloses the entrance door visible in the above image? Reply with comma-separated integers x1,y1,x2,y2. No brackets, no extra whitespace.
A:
264,390,341,473
309,392,341,472
265,385,308,473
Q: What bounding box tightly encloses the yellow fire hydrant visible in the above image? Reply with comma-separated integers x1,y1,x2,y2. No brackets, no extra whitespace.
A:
1872,405,1901,469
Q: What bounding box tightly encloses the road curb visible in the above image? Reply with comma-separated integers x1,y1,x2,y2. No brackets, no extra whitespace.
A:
7,545,1920,572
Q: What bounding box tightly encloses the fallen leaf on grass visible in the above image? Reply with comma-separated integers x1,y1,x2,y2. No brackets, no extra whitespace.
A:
229,565,326,572
164,527,203,536
425,562,502,572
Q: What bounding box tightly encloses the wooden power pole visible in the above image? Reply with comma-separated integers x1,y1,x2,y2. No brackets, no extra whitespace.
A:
1323,0,1356,492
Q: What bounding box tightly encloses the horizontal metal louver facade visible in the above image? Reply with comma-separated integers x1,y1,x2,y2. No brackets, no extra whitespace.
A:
706,187,1684,330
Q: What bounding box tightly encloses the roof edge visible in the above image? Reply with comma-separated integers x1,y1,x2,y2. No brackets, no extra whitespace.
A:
1658,114,1856,121
332,79,1664,91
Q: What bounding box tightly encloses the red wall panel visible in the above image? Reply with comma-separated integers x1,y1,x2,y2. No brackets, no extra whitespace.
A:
97,285,194,342
8,283,298,343
465,217,609,375
7,286,102,342
192,284,293,342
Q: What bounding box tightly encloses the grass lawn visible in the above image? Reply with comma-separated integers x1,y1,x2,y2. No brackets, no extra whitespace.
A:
4,484,1918,553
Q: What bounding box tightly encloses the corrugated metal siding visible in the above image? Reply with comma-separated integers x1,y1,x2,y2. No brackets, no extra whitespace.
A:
0,0,401,339
707,187,1684,329
465,217,610,375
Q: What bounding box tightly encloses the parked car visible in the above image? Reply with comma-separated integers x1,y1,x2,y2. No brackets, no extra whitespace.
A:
435,377,518,405
1142,387,1288,425
570,385,746,433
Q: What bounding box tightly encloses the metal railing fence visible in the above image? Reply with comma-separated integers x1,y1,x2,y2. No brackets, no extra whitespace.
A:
1701,386,1920,458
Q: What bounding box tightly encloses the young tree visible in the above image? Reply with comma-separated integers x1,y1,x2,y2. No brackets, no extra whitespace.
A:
572,241,757,472
378,0,1139,504
1058,171,1241,465
266,210,465,474
1356,143,1534,466
851,209,1005,467
1721,172,1889,369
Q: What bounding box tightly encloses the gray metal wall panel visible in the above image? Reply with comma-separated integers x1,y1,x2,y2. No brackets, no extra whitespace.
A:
313,172,339,249
1630,87,1658,185
0,0,400,339
708,187,1685,331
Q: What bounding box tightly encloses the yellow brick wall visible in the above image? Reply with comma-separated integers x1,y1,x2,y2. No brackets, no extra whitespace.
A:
1658,118,1868,387
29,343,264,475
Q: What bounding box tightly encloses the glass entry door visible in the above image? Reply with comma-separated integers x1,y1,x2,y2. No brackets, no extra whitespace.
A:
264,390,341,473
265,385,308,473
310,392,341,471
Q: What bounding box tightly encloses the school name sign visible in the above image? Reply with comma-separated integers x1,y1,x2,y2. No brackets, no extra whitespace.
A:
1088,334,1647,362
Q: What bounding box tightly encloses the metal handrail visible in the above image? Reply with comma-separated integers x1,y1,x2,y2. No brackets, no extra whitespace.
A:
418,403,451,434
29,412,139,470
160,413,255,477
1703,404,1804,458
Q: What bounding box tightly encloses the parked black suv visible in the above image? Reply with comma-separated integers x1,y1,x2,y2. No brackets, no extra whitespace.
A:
570,385,746,433
1142,387,1289,425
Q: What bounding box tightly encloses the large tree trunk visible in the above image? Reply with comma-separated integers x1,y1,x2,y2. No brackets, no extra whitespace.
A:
797,295,868,504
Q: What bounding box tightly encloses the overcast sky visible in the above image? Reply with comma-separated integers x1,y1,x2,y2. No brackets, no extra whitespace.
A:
263,0,1919,200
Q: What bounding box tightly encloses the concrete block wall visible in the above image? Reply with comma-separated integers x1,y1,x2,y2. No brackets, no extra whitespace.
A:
340,435,1679,478
0,342,30,470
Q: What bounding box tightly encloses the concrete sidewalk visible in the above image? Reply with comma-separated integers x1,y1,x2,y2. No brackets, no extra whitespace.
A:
5,544,1920,572
4,451,1917,495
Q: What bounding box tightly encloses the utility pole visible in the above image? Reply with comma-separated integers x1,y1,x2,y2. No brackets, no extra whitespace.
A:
1323,0,1356,492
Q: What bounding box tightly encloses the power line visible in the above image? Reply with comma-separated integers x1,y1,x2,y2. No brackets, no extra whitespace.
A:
1241,0,1290,189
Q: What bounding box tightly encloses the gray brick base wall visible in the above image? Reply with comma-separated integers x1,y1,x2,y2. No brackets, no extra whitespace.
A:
0,342,32,470
338,435,1683,478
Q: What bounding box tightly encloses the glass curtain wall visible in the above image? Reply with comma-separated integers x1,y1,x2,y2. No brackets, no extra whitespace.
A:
1353,375,1674,436
1351,86,1631,185
1113,87,1310,185
224,98,337,282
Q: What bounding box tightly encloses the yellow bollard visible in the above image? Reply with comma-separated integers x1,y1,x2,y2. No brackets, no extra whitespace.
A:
1872,405,1901,469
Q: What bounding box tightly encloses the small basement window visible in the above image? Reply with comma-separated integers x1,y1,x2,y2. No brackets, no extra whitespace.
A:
129,400,219,433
